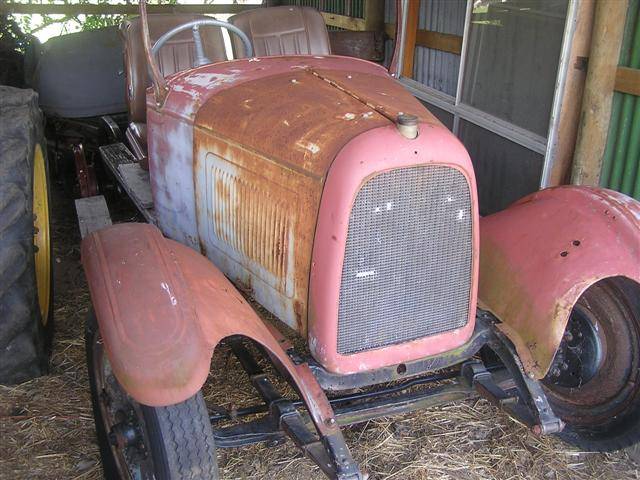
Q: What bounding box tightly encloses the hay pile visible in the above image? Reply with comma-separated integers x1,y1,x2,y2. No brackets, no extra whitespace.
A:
1,184,638,480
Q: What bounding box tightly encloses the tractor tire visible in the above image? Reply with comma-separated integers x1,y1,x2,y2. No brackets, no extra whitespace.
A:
86,312,219,479
542,277,640,452
0,86,53,384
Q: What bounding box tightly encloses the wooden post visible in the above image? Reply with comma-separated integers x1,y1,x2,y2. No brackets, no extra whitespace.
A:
364,0,385,31
571,0,629,186
547,0,595,186
401,0,420,78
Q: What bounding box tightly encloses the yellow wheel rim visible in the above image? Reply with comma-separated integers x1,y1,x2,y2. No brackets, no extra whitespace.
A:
33,144,51,325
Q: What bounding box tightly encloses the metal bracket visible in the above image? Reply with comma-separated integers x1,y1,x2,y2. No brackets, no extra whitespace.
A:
72,142,98,198
226,339,364,480
100,115,122,142
309,315,492,391
473,314,565,435
191,25,212,67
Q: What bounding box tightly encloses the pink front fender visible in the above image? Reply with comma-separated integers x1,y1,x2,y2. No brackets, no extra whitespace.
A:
479,187,640,379
81,223,339,436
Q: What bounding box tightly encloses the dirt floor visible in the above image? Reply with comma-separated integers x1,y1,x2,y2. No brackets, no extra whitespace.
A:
1,179,639,480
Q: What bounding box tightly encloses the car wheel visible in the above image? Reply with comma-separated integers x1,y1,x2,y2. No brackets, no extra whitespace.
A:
543,277,640,452
85,312,219,479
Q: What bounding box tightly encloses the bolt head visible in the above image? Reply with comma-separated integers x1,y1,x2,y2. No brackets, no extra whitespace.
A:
324,417,336,427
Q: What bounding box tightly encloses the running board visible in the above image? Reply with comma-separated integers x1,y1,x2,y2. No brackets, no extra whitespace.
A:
99,143,156,225
75,195,112,238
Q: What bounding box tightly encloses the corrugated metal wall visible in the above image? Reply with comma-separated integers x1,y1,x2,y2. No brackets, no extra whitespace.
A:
414,0,465,96
383,0,395,66
600,0,640,200
382,0,465,95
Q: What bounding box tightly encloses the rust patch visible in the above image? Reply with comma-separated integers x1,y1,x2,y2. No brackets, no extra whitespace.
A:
193,70,441,335
194,133,322,334
195,69,438,180
306,68,437,125
479,186,640,379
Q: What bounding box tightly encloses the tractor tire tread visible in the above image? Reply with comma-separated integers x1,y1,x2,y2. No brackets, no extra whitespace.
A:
0,86,48,384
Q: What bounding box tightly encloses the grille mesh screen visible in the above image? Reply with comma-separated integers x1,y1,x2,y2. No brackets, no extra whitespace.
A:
337,165,473,355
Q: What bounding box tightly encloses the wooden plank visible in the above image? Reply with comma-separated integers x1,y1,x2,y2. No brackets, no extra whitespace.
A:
99,143,157,225
547,0,595,186
385,23,463,55
321,12,366,31
0,3,258,15
401,0,420,78
118,163,154,209
416,30,462,55
614,67,640,96
75,196,112,239
363,0,385,32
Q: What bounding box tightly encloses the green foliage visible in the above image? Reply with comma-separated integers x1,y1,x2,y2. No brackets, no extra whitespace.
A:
13,0,180,38
1,15,31,50
80,12,125,32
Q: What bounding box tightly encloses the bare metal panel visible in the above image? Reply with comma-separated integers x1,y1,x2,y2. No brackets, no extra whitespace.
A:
337,165,473,354
208,158,294,295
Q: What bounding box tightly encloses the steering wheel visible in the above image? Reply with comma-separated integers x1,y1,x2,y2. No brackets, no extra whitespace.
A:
152,19,254,67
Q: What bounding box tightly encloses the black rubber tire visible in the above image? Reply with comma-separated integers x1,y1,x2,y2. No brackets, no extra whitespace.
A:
0,86,52,384
543,277,640,452
86,312,219,479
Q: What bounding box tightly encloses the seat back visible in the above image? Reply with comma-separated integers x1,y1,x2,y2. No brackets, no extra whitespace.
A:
229,6,331,59
120,14,226,123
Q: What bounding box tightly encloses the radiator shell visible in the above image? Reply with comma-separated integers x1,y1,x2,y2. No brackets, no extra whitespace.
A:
309,123,479,374
337,165,473,355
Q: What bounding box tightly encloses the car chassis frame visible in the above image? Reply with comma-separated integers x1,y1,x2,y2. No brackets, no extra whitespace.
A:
195,312,563,479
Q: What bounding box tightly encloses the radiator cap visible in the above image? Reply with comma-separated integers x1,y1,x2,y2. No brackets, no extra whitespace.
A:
396,113,419,139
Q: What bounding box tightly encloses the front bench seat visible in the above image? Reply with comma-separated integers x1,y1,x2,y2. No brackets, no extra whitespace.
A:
229,6,331,59
120,14,226,168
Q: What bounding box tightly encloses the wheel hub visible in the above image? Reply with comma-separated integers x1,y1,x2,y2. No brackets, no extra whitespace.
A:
546,307,603,388
109,420,142,449
94,337,153,479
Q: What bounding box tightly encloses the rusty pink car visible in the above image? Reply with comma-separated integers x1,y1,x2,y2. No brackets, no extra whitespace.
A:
81,3,640,479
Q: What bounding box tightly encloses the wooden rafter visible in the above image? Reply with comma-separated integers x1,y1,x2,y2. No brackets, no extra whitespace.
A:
0,2,258,16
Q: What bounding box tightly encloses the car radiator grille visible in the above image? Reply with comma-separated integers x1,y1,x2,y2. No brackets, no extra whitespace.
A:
337,165,473,355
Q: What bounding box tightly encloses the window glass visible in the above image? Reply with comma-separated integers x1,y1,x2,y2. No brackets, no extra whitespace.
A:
459,120,543,214
460,0,568,136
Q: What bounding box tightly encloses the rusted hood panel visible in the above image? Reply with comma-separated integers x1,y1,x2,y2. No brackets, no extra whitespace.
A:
479,187,640,379
189,57,441,336
194,66,438,180
153,55,427,121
